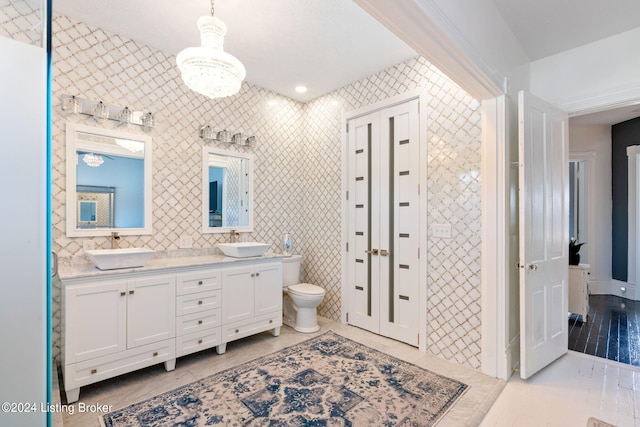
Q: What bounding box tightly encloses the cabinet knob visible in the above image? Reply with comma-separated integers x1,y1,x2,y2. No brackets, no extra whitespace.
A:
256,272,260,277
120,291,126,296
129,290,135,295
269,319,273,324
251,273,255,277
91,368,97,375
235,329,239,333
198,339,203,344
198,320,203,325
198,300,203,305
153,352,158,357
198,281,203,285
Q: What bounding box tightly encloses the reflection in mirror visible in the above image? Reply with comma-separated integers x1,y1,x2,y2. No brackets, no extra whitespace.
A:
202,146,253,233
66,123,152,236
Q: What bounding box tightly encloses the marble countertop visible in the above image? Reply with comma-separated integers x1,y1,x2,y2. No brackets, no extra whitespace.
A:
58,252,285,280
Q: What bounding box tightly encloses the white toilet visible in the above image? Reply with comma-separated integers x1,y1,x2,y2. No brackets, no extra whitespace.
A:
282,255,325,333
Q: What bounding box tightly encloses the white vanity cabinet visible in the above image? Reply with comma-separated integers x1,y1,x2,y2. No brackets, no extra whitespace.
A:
175,269,223,357
219,261,282,353
61,256,283,402
62,274,176,403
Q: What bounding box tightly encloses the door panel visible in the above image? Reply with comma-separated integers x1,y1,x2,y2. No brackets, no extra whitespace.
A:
347,97,420,346
519,90,569,379
348,112,379,331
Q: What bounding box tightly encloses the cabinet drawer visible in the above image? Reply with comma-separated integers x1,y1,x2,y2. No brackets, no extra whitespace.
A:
222,312,282,342
176,328,221,357
176,270,221,295
64,340,174,390
176,308,221,336
176,290,221,316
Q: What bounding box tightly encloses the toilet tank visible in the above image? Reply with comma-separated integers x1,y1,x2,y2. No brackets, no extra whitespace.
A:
281,255,302,287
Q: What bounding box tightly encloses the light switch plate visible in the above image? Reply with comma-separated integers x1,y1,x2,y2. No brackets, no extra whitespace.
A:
179,235,193,249
432,223,452,238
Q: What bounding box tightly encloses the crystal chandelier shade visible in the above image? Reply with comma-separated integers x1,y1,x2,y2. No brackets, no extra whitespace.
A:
83,153,104,168
176,15,246,99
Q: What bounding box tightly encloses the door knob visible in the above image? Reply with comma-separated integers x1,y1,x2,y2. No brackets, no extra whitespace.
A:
365,249,378,255
379,249,390,256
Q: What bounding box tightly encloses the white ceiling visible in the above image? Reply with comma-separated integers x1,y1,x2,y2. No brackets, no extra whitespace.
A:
52,0,640,124
51,0,417,103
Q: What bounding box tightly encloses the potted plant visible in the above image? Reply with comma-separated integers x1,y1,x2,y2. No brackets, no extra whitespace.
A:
569,238,586,265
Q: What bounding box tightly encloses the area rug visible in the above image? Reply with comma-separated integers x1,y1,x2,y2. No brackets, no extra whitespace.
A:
102,331,468,426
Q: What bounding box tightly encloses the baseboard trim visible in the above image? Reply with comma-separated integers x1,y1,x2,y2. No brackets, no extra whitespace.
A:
589,279,638,301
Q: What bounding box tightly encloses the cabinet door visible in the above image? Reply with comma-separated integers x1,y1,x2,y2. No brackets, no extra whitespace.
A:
65,280,127,364
127,275,176,349
222,267,254,323
255,263,282,316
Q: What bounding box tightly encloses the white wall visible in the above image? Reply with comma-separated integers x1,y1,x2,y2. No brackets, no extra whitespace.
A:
0,36,48,427
531,27,640,113
569,124,612,294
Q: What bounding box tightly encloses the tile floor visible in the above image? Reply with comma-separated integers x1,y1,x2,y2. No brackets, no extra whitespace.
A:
480,350,640,427
57,317,504,426
56,317,640,427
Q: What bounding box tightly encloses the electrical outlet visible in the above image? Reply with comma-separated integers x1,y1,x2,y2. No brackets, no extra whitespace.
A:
179,235,193,249
432,223,452,238
82,240,95,251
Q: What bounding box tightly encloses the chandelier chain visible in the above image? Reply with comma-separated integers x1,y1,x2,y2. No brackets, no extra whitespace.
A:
210,0,215,16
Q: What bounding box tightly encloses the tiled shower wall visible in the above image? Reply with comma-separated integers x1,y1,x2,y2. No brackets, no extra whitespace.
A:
4,4,482,370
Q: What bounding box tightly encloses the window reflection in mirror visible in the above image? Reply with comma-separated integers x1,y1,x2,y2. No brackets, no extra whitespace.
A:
202,146,253,233
66,123,152,236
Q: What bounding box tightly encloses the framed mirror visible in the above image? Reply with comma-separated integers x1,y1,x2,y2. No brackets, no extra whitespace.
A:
66,123,152,236
202,146,253,233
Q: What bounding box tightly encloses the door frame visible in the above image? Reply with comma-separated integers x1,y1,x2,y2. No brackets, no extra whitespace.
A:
356,0,640,380
341,88,429,351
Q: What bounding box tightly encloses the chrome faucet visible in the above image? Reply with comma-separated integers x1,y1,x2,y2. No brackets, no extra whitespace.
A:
229,230,240,243
111,231,121,249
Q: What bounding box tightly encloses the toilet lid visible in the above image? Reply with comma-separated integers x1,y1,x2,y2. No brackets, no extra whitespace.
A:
288,283,325,296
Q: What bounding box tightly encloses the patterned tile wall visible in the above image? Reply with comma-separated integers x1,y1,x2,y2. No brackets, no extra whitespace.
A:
4,4,482,370
0,0,41,46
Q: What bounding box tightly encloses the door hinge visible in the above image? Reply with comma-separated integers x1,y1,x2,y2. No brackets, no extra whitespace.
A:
417,334,419,345
418,184,420,195
346,242,349,252
346,190,349,201
346,312,349,322
346,123,349,133
418,247,420,259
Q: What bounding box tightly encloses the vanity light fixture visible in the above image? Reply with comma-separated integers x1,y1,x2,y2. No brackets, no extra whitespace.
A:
60,95,154,132
198,125,255,147
176,0,246,99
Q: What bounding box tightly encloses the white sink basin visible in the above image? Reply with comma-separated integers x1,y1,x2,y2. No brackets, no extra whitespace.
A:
85,248,155,270
217,242,270,258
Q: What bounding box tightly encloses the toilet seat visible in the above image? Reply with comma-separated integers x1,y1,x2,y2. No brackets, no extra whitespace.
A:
287,283,325,296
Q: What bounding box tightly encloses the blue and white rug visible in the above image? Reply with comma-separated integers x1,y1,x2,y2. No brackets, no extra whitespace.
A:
102,331,468,426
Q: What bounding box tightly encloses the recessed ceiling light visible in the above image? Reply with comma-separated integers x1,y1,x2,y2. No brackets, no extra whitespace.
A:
295,86,308,94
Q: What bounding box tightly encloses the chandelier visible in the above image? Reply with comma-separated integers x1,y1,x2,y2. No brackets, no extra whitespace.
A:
176,0,246,99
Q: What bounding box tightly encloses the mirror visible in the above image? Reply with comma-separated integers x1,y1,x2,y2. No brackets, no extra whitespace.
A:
66,123,152,236
202,146,253,233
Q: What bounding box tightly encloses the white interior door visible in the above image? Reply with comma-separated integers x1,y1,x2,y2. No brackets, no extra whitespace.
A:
347,98,420,346
518,90,569,379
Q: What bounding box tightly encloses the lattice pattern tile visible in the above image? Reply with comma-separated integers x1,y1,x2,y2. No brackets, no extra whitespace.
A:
20,8,482,370
0,0,42,46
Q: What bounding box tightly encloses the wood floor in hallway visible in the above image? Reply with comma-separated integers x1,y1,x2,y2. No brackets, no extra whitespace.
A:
569,294,640,367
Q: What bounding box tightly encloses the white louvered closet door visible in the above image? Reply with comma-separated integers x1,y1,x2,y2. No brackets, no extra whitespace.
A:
347,98,420,346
